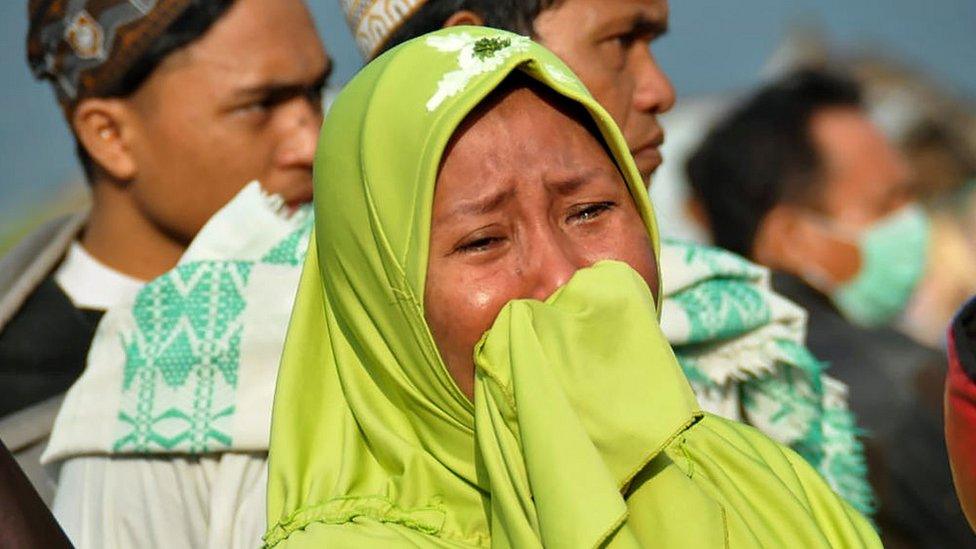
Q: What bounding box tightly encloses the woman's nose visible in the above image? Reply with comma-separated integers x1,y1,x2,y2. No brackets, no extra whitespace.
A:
522,232,583,302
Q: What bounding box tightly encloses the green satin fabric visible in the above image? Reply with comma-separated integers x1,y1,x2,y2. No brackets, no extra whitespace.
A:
264,27,879,548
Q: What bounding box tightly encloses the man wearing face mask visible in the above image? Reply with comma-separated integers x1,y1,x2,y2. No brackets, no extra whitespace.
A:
688,69,971,547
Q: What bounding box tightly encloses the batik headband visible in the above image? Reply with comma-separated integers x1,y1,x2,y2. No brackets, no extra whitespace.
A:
27,0,196,109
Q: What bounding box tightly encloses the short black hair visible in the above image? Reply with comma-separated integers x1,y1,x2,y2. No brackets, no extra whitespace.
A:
685,69,863,257
379,0,556,56
76,0,233,181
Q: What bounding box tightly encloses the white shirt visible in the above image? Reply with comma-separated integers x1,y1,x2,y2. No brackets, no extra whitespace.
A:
54,242,144,311
53,454,268,549
50,245,269,548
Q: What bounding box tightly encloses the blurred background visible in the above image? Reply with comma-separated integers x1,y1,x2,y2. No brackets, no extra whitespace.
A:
2,0,975,253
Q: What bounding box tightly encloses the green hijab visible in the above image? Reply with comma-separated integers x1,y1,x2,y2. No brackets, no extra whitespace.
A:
265,28,878,548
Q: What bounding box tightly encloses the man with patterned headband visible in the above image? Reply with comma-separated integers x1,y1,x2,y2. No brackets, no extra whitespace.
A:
338,0,877,518
1,0,330,544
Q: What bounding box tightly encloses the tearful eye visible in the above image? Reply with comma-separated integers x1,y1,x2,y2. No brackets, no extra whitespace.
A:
568,202,616,224
456,235,505,254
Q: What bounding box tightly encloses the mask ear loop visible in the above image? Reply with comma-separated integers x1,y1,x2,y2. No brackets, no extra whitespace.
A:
799,262,841,296
793,210,862,295
802,210,863,243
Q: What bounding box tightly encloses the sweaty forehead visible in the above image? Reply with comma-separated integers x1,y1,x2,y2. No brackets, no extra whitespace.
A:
442,83,614,178
432,81,624,217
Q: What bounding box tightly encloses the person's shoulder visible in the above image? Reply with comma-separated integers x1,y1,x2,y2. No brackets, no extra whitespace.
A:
676,414,881,547
0,212,86,333
0,212,92,417
864,318,945,367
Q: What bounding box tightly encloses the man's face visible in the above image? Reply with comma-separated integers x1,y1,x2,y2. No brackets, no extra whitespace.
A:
813,107,913,232
124,0,330,244
782,107,913,284
533,0,675,184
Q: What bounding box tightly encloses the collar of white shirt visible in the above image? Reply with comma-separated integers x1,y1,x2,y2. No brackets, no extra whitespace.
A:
54,242,145,312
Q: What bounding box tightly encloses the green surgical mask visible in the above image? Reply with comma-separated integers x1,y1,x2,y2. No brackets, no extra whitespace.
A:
831,204,931,327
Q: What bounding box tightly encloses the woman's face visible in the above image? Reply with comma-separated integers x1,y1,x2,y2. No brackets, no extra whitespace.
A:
424,84,658,398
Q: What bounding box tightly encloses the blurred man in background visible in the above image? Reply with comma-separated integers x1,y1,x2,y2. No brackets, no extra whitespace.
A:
687,69,971,547
338,0,876,515
2,0,328,545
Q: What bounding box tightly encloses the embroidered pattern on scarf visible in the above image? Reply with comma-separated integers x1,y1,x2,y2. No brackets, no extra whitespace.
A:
114,221,312,452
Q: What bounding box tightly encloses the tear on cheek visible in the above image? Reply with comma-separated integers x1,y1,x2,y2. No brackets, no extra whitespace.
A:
473,290,492,309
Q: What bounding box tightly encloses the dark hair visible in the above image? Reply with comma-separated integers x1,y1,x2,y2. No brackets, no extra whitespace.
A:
685,69,863,257
76,0,233,181
379,0,556,56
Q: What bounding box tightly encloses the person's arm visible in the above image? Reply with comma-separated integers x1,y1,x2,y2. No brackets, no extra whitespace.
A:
946,295,976,531
0,437,72,548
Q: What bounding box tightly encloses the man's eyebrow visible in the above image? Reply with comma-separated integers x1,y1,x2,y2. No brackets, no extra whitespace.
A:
232,60,333,100
632,12,668,37
450,187,517,217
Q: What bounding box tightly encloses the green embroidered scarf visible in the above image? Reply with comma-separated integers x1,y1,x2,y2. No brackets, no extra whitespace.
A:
44,182,313,461
264,27,878,548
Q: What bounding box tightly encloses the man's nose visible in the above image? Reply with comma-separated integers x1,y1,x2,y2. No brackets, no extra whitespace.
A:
522,231,584,302
276,98,323,169
633,48,676,115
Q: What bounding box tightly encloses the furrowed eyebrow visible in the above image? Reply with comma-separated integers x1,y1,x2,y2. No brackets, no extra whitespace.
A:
547,170,603,196
551,166,626,195
445,167,615,219
450,187,517,217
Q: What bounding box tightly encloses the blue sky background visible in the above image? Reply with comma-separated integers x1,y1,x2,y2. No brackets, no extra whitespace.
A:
2,0,974,241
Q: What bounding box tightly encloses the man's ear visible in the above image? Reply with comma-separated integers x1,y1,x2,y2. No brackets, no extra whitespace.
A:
756,203,862,288
443,10,485,28
684,195,712,236
72,97,138,182
753,204,805,270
